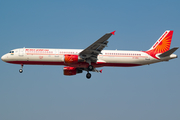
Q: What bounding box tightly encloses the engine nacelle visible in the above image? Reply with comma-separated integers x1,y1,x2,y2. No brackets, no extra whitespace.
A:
64,54,80,64
63,67,82,76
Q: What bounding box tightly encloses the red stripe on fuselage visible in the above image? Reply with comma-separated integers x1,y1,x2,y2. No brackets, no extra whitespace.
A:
6,61,142,67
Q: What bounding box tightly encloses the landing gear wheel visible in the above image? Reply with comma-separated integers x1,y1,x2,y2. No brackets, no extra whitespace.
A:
88,65,93,71
19,69,23,73
86,73,91,79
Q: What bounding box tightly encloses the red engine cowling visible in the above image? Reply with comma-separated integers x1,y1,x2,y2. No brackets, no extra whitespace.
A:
64,54,79,64
64,67,76,75
63,67,83,76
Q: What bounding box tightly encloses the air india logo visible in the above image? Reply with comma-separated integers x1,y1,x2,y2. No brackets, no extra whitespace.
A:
152,31,172,53
39,56,43,59
145,31,173,59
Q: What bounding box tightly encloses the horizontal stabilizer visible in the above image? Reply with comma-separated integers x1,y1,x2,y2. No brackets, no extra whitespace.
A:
159,47,179,57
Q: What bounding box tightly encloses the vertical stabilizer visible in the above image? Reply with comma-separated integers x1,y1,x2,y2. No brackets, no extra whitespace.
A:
145,30,173,59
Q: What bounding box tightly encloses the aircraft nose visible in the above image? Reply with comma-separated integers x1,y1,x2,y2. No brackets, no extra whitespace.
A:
1,54,7,62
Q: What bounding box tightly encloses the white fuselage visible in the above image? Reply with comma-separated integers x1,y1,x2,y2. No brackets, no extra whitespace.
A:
2,48,176,68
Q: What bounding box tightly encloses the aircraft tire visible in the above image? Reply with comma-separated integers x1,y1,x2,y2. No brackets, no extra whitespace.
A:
86,73,91,79
88,65,93,71
19,69,23,73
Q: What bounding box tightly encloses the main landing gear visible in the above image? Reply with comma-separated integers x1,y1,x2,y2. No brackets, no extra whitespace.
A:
19,64,23,73
86,65,93,79
86,72,91,79
86,66,103,79
88,65,93,71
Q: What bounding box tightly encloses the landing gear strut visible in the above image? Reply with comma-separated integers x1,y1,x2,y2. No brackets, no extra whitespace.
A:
86,59,93,71
19,64,23,73
86,72,91,79
85,59,94,79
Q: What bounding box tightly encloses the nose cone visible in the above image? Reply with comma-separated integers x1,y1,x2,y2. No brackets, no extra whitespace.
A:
1,54,7,62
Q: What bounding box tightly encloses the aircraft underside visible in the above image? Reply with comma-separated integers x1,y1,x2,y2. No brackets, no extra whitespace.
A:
6,61,142,67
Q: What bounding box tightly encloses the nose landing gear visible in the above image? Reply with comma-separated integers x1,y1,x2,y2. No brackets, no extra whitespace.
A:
19,64,23,73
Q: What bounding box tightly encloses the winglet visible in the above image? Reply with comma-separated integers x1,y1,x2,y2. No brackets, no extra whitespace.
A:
100,69,103,73
111,31,116,35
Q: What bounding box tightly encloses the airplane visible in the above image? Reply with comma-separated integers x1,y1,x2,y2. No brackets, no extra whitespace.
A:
1,30,178,79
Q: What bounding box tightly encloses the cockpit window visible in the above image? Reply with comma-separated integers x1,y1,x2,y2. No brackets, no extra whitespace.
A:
9,51,14,53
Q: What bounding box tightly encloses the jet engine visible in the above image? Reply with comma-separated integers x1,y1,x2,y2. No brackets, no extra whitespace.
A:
63,67,83,76
64,54,83,64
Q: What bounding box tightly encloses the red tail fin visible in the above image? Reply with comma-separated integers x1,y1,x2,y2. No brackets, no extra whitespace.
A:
145,30,173,59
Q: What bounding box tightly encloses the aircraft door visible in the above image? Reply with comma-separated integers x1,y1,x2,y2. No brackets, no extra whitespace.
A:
55,50,59,57
19,48,24,56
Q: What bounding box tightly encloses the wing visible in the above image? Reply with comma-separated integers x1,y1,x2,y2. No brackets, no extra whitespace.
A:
79,31,115,62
